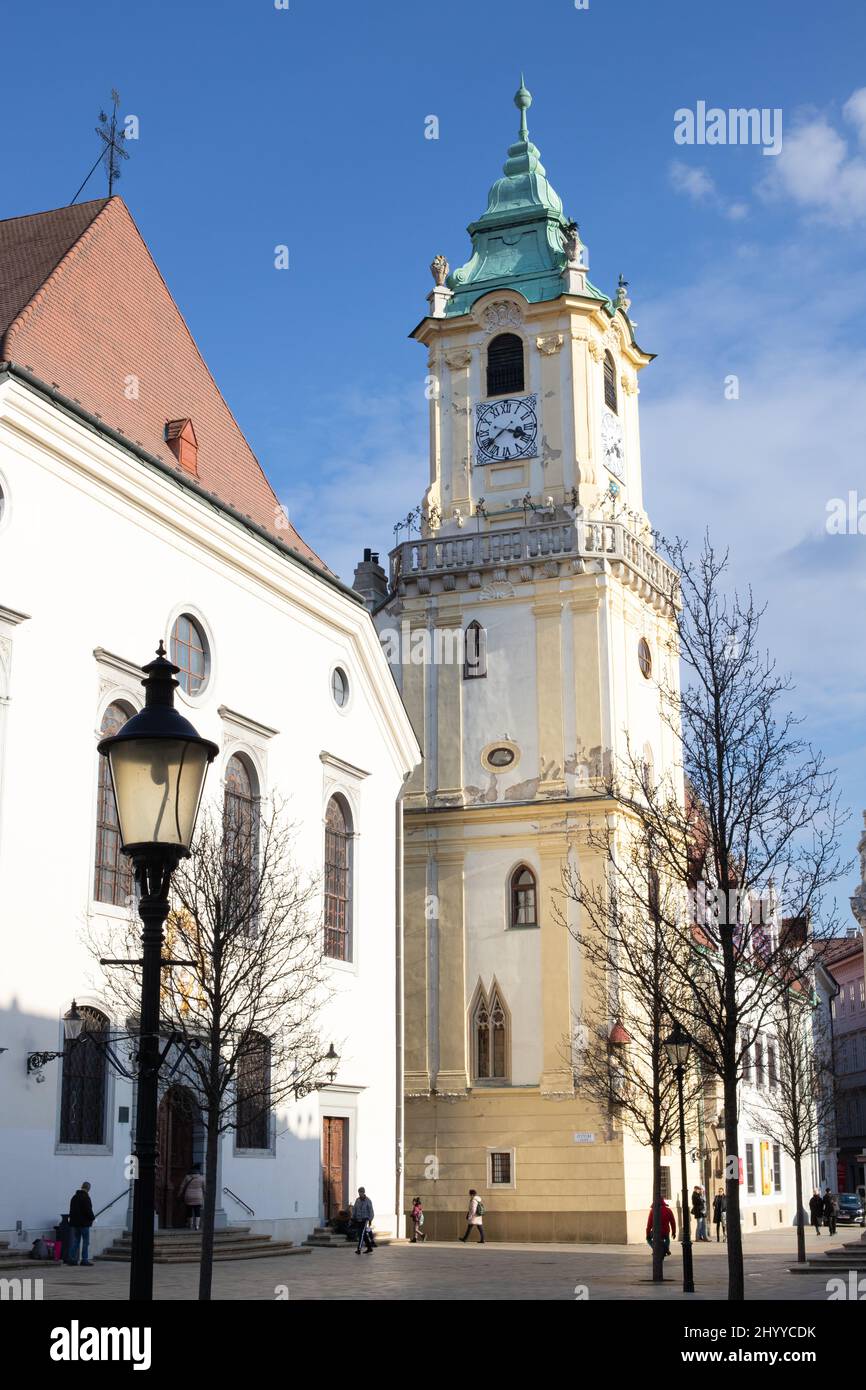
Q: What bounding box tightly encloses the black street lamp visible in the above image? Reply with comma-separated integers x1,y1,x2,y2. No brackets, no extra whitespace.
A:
664,1020,695,1295
98,641,217,1302
26,1001,86,1074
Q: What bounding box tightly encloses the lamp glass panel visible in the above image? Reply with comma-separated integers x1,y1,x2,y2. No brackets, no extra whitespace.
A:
108,738,210,850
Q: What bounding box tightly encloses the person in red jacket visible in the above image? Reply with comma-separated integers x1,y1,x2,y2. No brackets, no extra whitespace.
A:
646,1198,677,1257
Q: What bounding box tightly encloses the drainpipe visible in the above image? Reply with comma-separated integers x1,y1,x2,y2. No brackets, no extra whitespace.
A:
395,777,409,1236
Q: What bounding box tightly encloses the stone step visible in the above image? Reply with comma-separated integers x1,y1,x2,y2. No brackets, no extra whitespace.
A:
110,1232,266,1250
100,1224,305,1263
791,1258,866,1273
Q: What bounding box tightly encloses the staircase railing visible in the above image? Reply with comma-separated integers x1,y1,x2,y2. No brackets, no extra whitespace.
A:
222,1187,255,1217
93,1188,130,1220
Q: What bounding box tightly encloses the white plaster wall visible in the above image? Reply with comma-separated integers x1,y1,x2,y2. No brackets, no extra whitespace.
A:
460,599,538,799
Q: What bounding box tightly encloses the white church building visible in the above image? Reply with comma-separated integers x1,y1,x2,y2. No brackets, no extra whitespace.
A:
0,197,419,1254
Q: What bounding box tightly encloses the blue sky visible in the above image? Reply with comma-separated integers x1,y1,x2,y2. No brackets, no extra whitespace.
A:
4,0,866,910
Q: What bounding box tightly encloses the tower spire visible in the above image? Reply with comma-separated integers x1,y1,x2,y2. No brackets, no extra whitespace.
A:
516,74,532,142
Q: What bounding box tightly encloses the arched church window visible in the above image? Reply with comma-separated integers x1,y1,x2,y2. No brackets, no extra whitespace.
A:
324,796,352,961
487,333,524,397
604,351,618,413
236,1032,271,1149
224,755,260,920
463,621,487,679
510,865,538,927
59,1006,109,1145
472,984,509,1081
94,702,134,905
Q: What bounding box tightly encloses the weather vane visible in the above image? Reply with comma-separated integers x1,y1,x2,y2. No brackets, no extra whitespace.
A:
69,89,130,204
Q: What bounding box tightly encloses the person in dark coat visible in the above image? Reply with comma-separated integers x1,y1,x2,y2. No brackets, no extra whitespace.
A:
823,1188,837,1236
691,1186,709,1241
808,1189,823,1237
712,1189,727,1242
66,1182,95,1266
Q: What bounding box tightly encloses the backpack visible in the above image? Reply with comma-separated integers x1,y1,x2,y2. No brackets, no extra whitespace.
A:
475,1199,486,1218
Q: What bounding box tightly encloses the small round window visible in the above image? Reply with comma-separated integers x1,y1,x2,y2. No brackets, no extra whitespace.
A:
331,667,349,708
488,747,515,768
170,614,210,695
638,638,652,680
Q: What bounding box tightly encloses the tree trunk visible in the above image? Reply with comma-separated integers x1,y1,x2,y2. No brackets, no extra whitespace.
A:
723,1069,745,1301
651,1159,665,1281
198,1109,220,1301
793,1154,806,1264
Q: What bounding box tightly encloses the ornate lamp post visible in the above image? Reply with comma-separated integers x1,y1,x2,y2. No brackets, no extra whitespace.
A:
98,642,217,1302
664,1020,695,1294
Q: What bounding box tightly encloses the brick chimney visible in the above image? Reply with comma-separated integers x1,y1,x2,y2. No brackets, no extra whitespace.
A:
352,547,388,611
164,418,198,475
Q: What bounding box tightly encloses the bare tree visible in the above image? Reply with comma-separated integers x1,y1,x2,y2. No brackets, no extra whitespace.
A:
631,535,847,1300
562,816,704,1281
90,799,333,1300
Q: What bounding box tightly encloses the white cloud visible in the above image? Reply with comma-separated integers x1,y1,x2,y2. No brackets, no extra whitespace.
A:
669,160,749,221
761,88,866,225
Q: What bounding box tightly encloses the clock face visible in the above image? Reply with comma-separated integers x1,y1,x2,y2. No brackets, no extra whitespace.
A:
475,395,538,463
601,410,625,481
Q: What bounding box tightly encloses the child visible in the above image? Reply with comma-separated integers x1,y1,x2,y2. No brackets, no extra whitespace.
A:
411,1196,426,1242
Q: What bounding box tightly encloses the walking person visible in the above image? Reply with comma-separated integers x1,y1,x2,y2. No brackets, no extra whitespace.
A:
410,1196,426,1243
66,1181,95,1266
691,1185,709,1241
712,1189,727,1242
823,1188,837,1236
459,1189,485,1243
177,1163,205,1231
646,1197,676,1257
353,1186,375,1254
809,1189,823,1237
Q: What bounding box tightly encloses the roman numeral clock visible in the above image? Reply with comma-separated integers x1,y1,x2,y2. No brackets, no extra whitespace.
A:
474,395,538,463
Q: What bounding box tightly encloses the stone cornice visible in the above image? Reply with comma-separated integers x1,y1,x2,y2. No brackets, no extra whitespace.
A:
93,646,142,682
0,605,31,627
219,706,280,741
319,750,371,781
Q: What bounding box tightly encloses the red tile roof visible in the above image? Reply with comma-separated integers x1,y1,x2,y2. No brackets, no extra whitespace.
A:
0,197,326,571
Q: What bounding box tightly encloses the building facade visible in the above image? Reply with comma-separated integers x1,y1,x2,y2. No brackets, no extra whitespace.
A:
0,198,419,1253
380,83,695,1242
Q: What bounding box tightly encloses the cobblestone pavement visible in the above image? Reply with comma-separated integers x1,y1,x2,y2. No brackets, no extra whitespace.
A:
21,1229,859,1301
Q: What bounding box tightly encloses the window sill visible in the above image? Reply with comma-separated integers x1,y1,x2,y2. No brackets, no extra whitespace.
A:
55,1143,113,1157
324,956,357,975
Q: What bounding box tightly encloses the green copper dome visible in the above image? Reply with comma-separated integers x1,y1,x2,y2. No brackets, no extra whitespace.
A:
446,79,610,317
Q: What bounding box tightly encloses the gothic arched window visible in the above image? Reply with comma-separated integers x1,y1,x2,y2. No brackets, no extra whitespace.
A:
94,702,134,906
324,796,352,961
487,333,524,397
224,755,259,902
472,984,509,1081
59,1006,109,1145
603,351,618,413
510,865,538,927
463,621,487,679
236,1032,271,1149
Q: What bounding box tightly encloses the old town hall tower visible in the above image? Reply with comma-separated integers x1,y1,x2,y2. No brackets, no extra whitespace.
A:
380,81,681,1241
